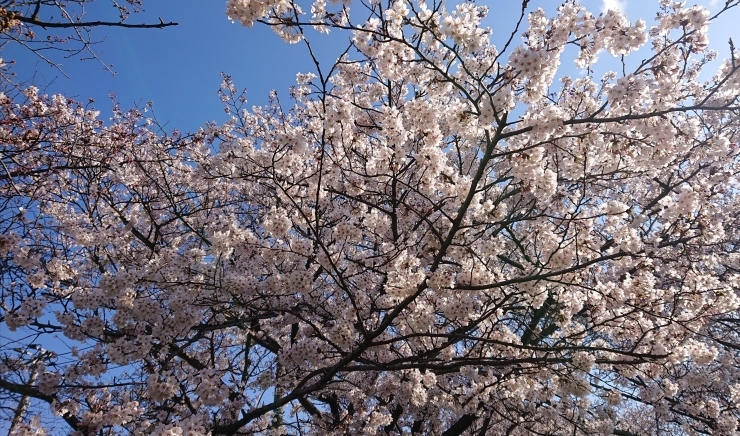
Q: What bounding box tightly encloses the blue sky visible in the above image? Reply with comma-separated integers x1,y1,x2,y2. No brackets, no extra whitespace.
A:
4,0,737,134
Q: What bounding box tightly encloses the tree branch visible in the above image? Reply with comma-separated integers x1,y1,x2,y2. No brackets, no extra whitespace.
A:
13,15,177,29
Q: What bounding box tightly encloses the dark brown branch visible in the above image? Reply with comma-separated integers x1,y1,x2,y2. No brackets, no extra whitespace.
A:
13,15,177,29
613,430,640,436
0,378,85,433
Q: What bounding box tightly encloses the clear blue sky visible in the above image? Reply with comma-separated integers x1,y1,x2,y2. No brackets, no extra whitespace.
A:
4,0,347,131
4,0,736,133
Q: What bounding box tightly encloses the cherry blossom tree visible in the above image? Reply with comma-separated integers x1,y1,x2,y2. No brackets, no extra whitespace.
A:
3,0,740,435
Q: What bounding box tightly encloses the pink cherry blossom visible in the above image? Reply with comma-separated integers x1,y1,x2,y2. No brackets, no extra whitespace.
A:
3,1,740,435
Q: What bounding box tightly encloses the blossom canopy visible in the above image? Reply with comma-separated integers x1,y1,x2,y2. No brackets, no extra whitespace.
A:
2,0,740,435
